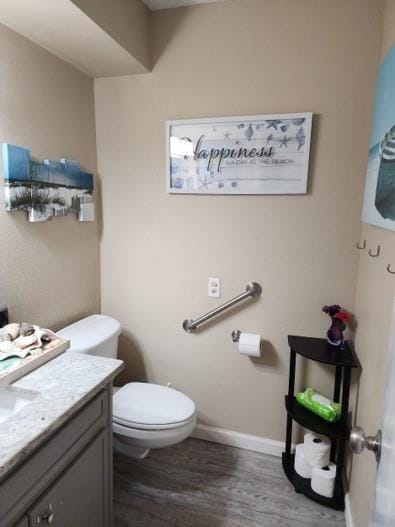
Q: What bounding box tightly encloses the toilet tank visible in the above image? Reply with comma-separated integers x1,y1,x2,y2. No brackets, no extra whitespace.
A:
57,314,121,359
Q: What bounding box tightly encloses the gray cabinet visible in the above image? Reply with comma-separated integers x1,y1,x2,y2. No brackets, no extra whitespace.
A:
13,518,28,527
28,431,108,526
1,386,113,527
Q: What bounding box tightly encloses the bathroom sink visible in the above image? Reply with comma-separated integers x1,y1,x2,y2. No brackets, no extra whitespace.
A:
0,387,38,425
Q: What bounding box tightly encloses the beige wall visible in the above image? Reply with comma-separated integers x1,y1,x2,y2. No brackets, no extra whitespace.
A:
348,1,395,525
95,0,383,440
71,0,151,70
0,23,100,330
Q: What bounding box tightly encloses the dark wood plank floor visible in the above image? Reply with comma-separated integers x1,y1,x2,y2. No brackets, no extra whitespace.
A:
113,438,346,527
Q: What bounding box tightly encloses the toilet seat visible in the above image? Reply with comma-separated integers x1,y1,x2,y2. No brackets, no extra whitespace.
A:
113,382,196,431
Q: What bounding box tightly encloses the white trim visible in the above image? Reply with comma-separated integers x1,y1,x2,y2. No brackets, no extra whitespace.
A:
191,424,289,457
344,493,354,527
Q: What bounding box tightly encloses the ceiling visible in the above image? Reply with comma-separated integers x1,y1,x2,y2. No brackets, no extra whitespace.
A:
142,0,227,10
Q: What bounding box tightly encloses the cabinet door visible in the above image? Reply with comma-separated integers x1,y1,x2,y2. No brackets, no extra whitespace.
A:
28,430,110,527
13,518,28,527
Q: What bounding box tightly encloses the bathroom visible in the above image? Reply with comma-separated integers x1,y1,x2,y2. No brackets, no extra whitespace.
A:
0,0,395,525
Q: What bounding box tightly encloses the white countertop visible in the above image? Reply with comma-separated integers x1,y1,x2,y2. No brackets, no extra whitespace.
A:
0,352,123,480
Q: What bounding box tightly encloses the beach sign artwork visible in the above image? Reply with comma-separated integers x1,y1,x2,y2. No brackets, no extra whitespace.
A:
362,45,395,231
166,112,312,194
2,144,94,222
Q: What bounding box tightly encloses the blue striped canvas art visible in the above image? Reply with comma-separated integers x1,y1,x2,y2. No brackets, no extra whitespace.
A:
2,143,95,222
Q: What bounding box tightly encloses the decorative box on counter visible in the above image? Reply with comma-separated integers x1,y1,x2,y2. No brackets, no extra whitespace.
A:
0,323,69,386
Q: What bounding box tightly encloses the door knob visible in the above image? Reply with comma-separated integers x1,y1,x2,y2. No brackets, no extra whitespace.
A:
350,426,382,463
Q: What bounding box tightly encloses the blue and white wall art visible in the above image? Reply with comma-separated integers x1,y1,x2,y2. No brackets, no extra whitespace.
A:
2,143,95,222
362,45,395,231
166,112,312,194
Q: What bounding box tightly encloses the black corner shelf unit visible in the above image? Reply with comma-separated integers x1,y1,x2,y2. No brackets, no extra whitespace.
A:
282,335,361,511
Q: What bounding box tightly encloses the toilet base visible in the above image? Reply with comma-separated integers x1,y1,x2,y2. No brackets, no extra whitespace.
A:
113,435,150,459
112,414,196,459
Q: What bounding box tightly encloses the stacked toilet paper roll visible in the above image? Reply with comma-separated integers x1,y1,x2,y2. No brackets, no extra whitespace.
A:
294,432,336,498
294,443,312,478
311,463,337,498
304,432,331,468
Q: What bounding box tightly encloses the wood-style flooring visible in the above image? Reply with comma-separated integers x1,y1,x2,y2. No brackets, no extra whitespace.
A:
113,438,346,527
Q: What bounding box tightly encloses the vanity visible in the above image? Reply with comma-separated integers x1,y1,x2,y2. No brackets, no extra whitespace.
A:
0,351,123,527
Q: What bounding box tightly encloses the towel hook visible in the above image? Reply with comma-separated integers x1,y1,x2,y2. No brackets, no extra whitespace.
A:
387,264,395,275
356,240,366,250
368,245,381,258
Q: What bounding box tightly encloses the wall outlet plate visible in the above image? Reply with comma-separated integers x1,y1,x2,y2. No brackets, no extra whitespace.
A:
208,277,221,298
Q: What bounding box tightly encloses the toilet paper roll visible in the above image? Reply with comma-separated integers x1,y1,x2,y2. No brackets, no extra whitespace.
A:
311,463,337,498
238,333,261,357
304,432,331,468
294,443,312,478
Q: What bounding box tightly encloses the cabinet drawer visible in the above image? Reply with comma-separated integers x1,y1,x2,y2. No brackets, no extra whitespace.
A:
28,430,109,527
0,389,109,526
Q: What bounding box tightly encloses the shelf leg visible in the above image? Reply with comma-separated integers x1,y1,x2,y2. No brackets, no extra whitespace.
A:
285,349,296,458
334,367,351,499
330,367,342,461
288,349,296,399
286,415,293,457
333,366,342,403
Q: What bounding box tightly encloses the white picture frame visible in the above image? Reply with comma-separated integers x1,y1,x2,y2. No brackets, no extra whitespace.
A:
166,112,312,195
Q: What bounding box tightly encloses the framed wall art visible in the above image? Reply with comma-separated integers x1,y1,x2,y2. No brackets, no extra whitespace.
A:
166,112,313,195
362,45,395,232
2,143,95,222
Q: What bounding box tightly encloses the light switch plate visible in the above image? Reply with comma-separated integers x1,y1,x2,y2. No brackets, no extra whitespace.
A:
208,277,221,298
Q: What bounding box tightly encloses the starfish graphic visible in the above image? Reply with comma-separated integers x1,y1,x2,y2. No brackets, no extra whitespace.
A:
199,176,214,190
279,135,290,148
266,120,282,130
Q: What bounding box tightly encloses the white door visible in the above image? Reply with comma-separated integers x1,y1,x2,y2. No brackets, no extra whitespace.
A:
368,301,395,526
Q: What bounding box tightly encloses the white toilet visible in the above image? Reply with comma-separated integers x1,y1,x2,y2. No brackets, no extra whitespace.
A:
58,314,196,459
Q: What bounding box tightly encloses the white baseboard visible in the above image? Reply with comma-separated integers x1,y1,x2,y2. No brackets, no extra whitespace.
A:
344,493,354,527
191,424,288,457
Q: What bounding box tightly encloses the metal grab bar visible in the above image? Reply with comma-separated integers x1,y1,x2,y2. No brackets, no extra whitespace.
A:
183,282,262,333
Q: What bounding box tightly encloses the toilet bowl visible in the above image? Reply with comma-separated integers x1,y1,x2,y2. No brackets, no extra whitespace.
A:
57,315,196,459
112,383,196,458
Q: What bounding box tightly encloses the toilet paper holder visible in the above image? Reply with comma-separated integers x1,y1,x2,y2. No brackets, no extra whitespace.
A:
231,330,241,343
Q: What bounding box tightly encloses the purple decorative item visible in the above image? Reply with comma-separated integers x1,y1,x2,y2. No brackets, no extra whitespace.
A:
322,304,350,349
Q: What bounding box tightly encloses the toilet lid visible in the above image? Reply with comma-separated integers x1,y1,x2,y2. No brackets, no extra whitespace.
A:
113,383,196,428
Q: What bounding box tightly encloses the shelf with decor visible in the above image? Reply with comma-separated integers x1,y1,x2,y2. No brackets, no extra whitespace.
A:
283,335,361,511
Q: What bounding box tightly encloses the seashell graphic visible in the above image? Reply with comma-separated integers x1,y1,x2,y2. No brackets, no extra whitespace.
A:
280,125,289,132
296,127,306,151
237,124,245,129
292,118,305,126
245,124,254,141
